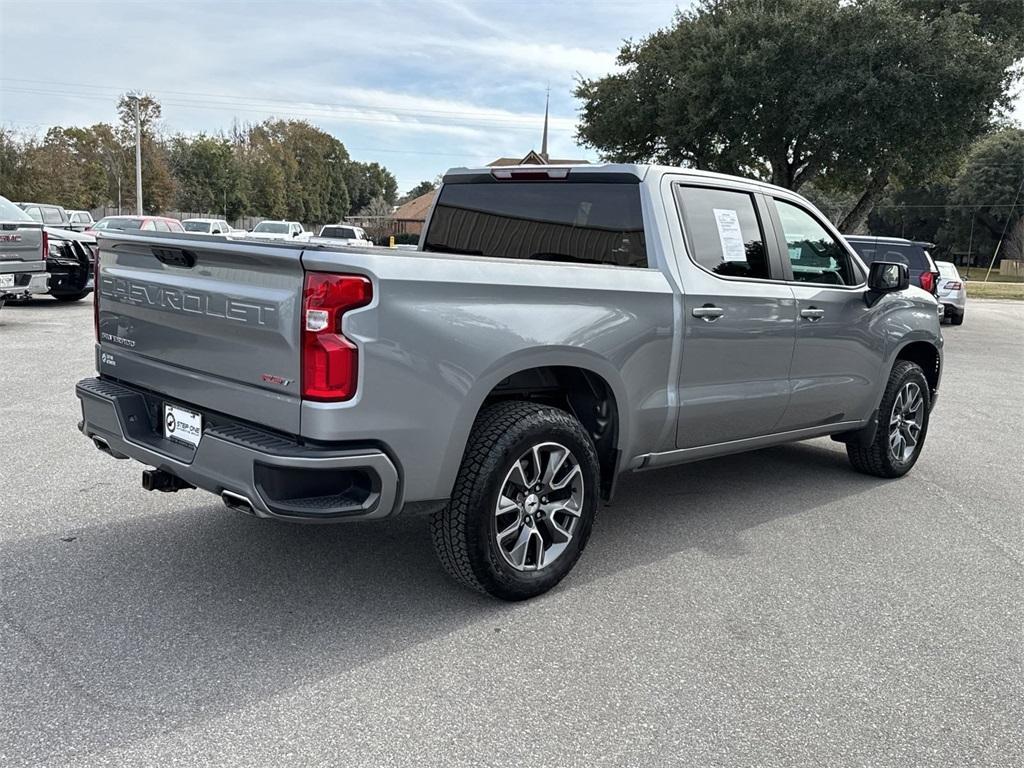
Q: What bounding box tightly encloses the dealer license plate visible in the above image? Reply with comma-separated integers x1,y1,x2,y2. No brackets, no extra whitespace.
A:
163,403,203,447
0,274,15,289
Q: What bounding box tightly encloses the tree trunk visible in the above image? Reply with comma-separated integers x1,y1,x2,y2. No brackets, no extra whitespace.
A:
838,165,892,233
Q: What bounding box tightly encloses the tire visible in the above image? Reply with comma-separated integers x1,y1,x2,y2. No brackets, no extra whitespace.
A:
950,310,964,326
431,400,600,601
52,291,90,303
847,360,931,478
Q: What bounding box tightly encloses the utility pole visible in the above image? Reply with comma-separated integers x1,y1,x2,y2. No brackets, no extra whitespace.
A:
128,92,143,215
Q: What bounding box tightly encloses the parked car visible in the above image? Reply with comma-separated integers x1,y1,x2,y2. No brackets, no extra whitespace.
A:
935,260,967,325
85,215,185,235
0,196,49,309
78,164,943,601
309,224,371,248
246,220,310,241
66,210,96,232
182,218,233,236
845,235,941,296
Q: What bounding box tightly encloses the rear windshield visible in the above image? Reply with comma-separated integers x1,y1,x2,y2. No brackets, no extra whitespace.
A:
424,180,648,268
320,226,357,239
183,221,211,232
254,222,288,234
0,198,33,222
937,262,959,278
848,240,930,271
94,217,143,230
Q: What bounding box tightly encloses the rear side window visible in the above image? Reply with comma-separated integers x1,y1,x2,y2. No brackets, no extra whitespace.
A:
24,206,43,222
848,240,929,271
675,186,769,279
424,181,647,268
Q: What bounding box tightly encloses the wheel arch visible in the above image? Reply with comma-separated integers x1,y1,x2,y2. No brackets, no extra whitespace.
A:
441,350,629,502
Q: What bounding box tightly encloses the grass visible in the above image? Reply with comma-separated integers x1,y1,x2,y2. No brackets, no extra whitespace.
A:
965,281,1024,300
961,266,1024,283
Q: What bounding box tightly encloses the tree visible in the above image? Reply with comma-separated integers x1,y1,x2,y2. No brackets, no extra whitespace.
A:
398,179,436,205
575,0,1020,231
949,129,1024,265
169,134,246,218
343,161,398,215
116,93,175,213
356,196,395,243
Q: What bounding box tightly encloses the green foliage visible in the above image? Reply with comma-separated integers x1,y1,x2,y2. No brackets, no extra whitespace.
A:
398,180,436,205
575,0,1020,229
950,129,1024,263
1,97,399,226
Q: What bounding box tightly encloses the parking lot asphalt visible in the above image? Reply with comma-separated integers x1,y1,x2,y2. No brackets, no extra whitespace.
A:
1,298,1022,767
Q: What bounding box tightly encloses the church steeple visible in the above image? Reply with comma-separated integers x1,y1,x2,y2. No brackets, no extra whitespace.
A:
540,88,549,163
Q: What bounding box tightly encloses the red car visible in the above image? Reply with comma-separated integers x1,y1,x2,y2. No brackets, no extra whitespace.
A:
85,215,185,236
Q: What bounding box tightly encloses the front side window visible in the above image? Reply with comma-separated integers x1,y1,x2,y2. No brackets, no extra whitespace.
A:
424,181,648,268
774,200,859,286
43,207,63,225
675,186,770,279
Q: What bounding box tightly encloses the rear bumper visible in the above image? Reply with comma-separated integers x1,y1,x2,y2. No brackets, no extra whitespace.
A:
76,377,400,522
939,295,966,313
1,265,49,298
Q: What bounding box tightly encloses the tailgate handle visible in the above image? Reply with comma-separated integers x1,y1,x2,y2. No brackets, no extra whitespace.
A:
152,247,197,268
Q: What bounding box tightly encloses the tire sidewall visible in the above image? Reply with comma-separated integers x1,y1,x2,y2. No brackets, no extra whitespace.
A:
880,364,931,475
468,412,599,599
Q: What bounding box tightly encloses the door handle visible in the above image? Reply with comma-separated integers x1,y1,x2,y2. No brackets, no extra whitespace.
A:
692,305,724,322
800,307,825,321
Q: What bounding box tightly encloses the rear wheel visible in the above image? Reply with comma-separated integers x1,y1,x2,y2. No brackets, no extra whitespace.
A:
847,360,931,478
431,400,600,601
950,309,964,326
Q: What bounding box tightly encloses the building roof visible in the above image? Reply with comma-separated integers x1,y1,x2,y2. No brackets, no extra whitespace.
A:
392,190,436,222
487,151,589,167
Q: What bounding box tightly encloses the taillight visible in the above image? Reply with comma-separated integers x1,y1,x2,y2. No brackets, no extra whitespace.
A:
919,271,936,293
41,229,48,261
301,273,372,401
945,281,962,291
93,250,100,341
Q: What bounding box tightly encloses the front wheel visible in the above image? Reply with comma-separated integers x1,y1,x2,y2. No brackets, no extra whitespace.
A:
847,360,931,478
431,400,600,601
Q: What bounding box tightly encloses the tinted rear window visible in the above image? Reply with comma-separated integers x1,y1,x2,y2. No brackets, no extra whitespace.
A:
848,240,929,271
424,181,647,268
320,226,357,239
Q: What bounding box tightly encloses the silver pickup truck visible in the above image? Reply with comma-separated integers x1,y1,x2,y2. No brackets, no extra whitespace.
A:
76,164,942,600
0,196,50,309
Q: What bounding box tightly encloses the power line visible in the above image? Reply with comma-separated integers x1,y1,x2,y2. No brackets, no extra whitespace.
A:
0,81,571,131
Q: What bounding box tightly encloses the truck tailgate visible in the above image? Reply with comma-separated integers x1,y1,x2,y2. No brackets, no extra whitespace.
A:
96,232,304,434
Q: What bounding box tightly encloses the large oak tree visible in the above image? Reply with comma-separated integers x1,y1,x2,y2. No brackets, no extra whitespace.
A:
575,0,1020,231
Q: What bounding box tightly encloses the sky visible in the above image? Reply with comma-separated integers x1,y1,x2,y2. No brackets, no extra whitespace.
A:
1,0,1022,195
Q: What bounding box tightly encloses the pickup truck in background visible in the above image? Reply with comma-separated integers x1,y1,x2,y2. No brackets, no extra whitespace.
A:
246,220,310,241
76,164,943,600
309,224,372,248
0,196,50,309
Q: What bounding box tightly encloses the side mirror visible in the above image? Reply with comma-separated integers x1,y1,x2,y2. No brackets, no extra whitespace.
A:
292,231,300,237
868,261,909,292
